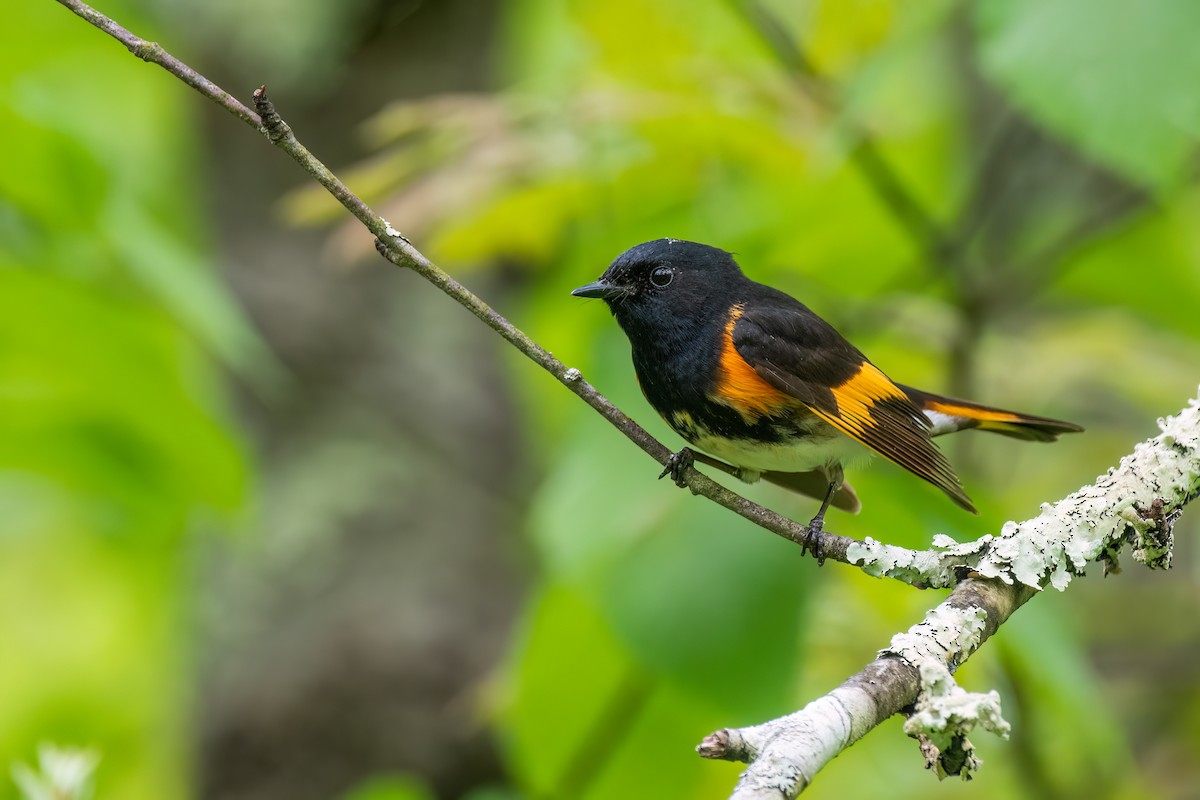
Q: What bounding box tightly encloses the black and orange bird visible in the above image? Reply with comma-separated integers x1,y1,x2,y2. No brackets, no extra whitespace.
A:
572,239,1082,544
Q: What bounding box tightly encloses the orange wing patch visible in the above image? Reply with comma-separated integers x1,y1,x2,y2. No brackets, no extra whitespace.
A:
712,305,796,421
820,362,910,433
808,365,974,511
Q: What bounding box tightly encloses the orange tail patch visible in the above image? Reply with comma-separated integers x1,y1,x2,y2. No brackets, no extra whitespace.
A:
904,386,1084,442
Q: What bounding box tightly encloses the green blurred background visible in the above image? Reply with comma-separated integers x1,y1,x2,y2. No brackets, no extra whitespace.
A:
3,0,1200,798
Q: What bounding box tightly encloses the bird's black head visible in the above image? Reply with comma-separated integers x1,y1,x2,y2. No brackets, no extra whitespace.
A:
572,239,746,338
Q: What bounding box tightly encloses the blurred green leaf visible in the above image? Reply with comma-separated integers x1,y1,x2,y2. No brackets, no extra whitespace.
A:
594,496,813,716
499,583,743,799
0,268,245,533
499,583,643,797
1,5,275,386
975,0,1200,190
1052,190,1200,339
0,3,253,798
989,600,1141,798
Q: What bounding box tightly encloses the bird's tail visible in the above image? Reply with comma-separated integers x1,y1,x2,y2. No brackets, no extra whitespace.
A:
901,385,1084,442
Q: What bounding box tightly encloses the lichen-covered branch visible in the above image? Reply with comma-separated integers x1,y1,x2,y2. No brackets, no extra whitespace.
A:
699,576,1034,797
849,393,1199,589
700,394,1200,798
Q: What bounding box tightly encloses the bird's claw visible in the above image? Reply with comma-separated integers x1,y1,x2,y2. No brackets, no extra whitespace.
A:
659,448,695,488
802,518,826,566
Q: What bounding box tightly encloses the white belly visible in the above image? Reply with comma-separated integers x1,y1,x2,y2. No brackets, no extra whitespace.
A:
691,430,871,476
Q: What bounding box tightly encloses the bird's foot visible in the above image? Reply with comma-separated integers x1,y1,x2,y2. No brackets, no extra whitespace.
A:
800,480,838,566
659,448,696,488
802,517,826,566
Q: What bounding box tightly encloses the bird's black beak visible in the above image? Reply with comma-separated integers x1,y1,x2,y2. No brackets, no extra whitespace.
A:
571,279,626,300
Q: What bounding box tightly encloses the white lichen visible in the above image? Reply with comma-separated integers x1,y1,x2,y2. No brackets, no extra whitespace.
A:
886,605,1011,780
716,393,1200,797
848,393,1200,592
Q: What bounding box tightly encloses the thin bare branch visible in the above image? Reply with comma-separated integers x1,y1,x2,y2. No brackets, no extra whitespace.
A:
56,0,883,570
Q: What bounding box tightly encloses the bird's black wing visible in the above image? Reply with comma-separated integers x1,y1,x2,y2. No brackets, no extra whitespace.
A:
730,299,975,512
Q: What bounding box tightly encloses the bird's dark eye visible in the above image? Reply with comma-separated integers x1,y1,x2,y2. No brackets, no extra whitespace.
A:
649,266,673,287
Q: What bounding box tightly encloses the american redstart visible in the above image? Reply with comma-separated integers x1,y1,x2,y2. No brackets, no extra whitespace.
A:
573,239,1082,543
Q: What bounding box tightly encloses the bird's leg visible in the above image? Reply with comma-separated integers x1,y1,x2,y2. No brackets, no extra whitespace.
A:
802,484,836,564
659,447,696,487
803,465,843,565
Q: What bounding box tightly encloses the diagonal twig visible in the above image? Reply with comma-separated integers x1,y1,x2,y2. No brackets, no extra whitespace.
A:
54,0,898,572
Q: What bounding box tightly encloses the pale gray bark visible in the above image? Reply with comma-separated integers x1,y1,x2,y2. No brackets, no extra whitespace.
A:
701,392,1200,798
